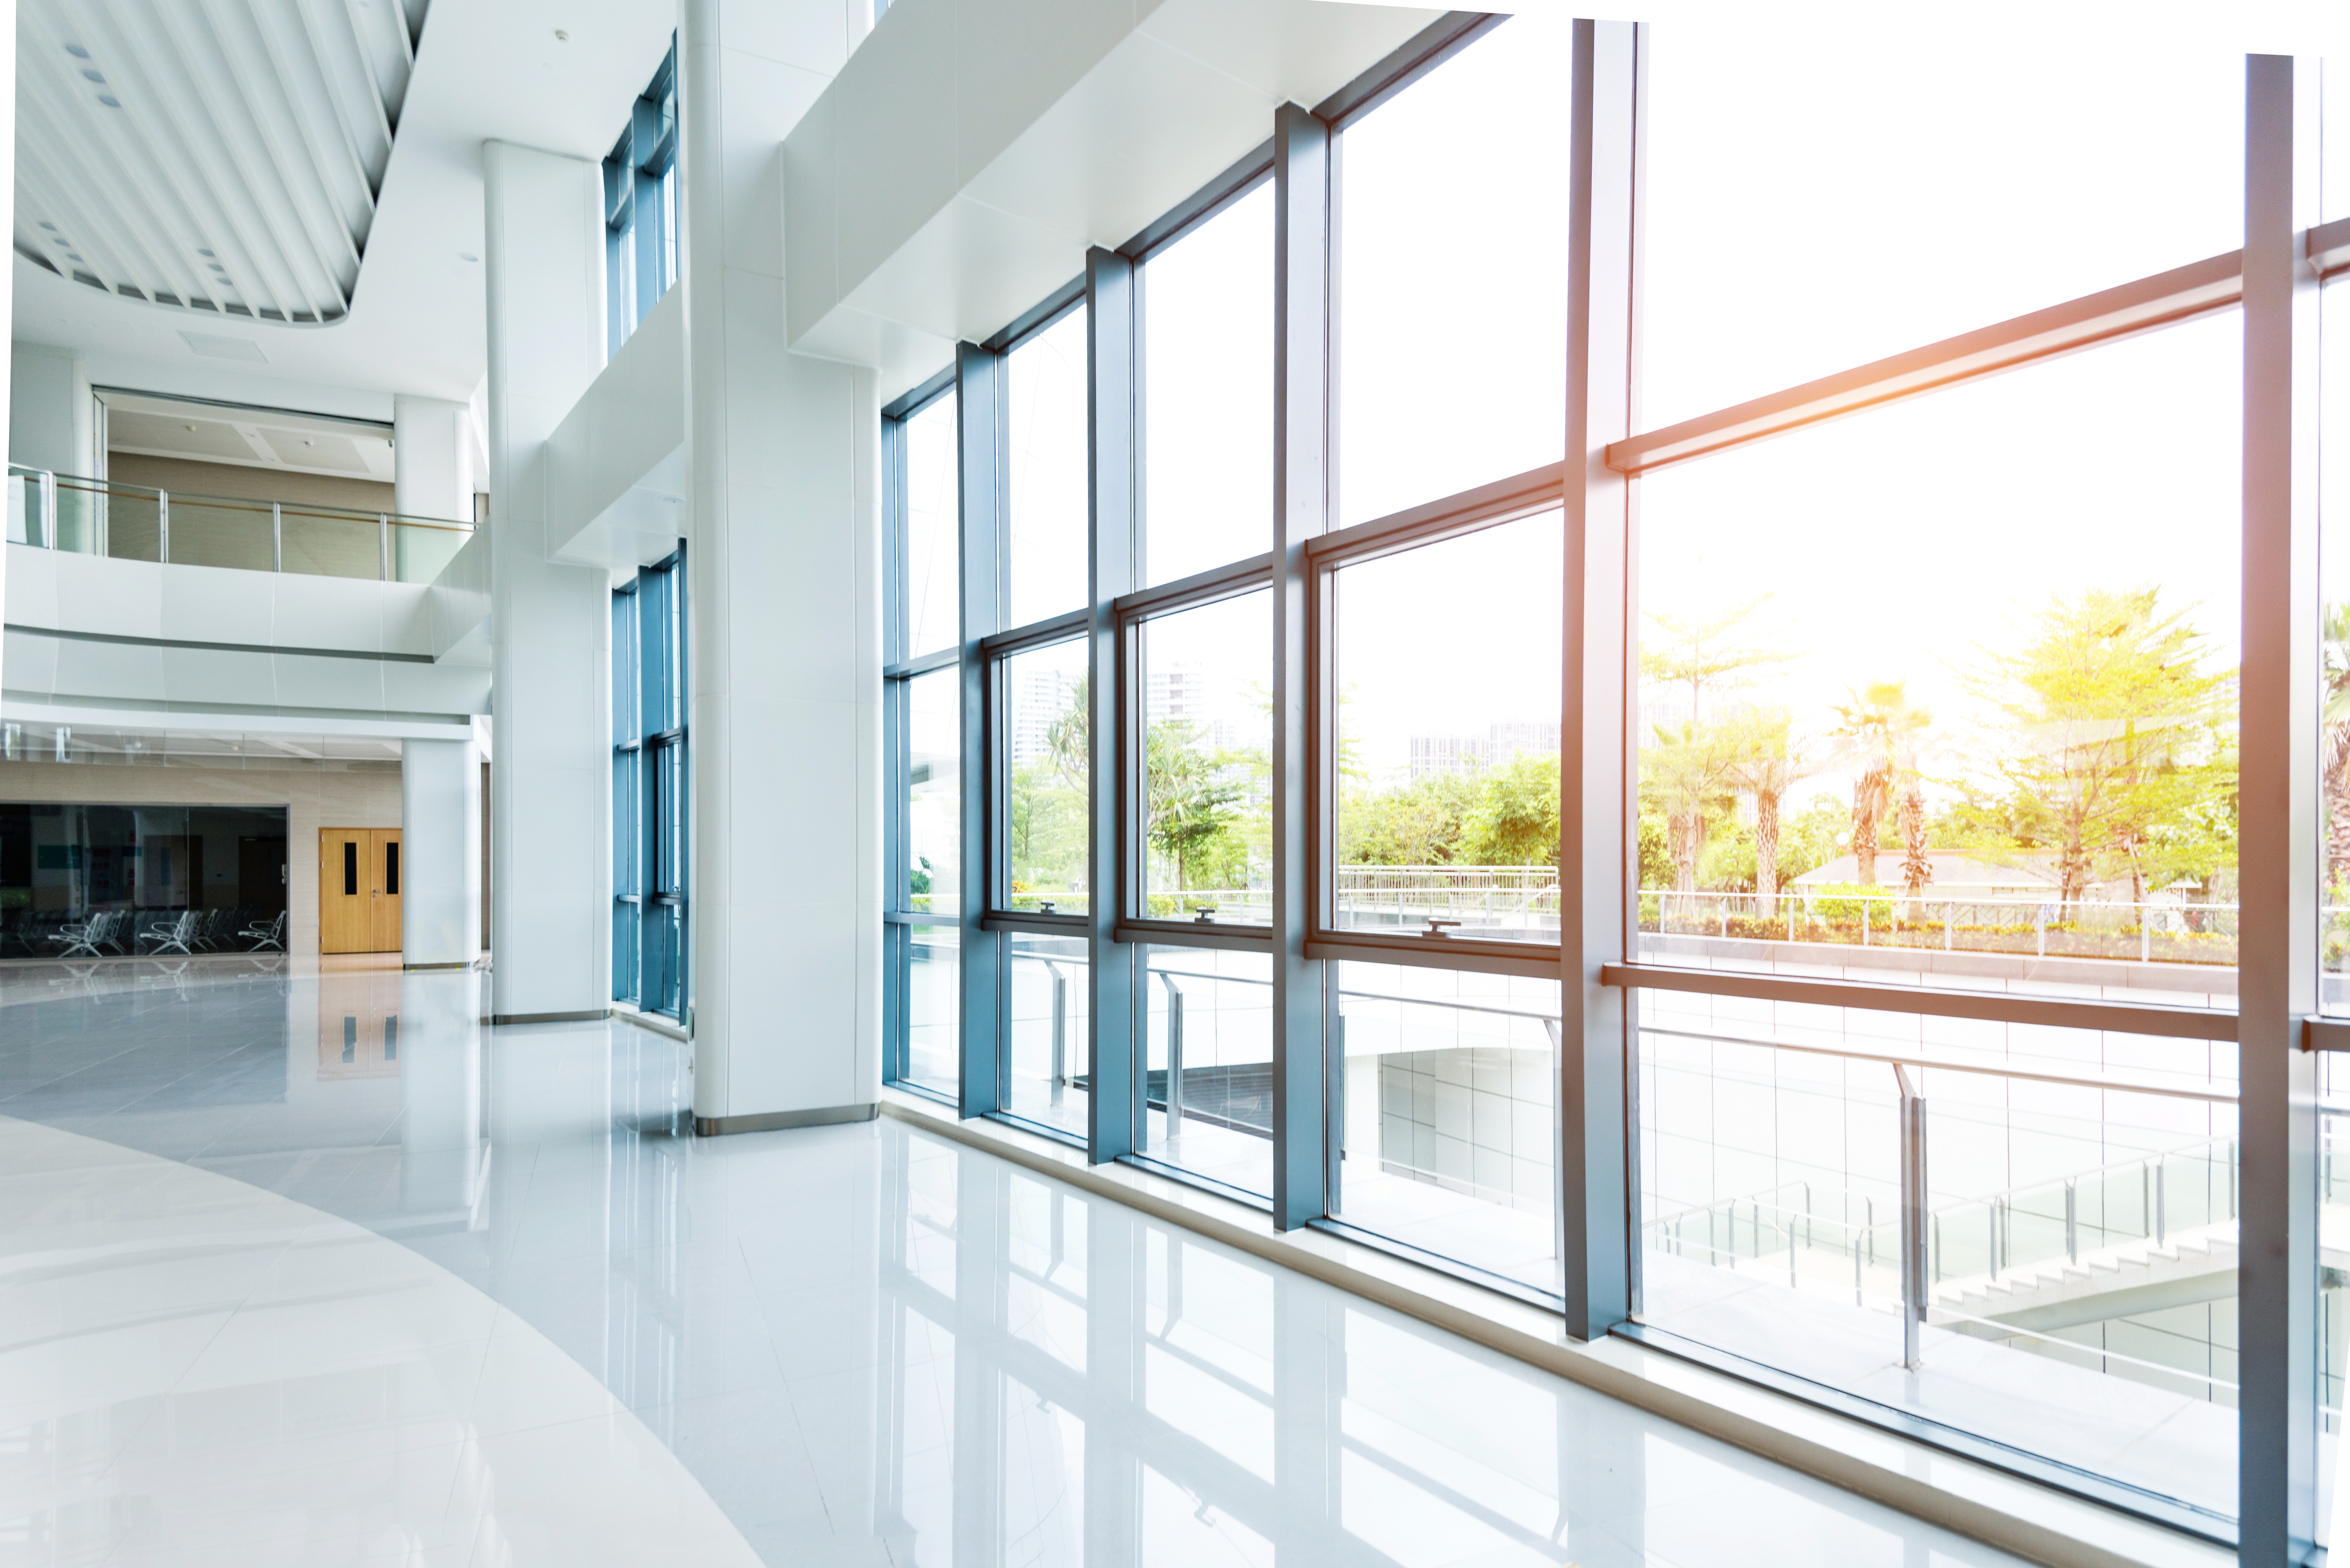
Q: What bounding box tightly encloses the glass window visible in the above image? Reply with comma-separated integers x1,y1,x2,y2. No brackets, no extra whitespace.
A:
1004,933,1088,1139
2324,281,2350,1009
613,554,687,1016
1642,23,2241,429
901,922,961,1100
1145,182,1273,584
903,391,960,660
1000,637,1088,915
1142,946,1273,1198
1331,511,1563,943
1330,961,1560,1295
904,666,961,914
1636,987,2238,1518
1139,590,1271,925
1007,306,1090,629
1335,13,1571,527
1636,312,2240,1006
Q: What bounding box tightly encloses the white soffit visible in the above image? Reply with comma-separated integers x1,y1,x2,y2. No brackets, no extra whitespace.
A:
785,0,1443,401
14,0,427,326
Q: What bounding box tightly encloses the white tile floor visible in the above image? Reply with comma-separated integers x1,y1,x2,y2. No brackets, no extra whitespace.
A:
0,956,2044,1566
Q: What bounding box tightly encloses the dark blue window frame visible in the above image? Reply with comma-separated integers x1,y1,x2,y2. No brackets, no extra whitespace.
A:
614,547,687,1017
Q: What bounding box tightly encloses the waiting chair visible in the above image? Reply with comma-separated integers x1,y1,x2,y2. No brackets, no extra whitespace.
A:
238,911,287,953
139,911,200,956
46,911,111,959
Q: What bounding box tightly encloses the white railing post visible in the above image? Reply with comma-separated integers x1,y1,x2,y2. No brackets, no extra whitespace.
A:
378,514,390,580
272,502,282,572
1894,1062,1928,1369
156,489,169,563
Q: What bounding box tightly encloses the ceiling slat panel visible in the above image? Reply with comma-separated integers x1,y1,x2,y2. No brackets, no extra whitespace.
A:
12,0,422,326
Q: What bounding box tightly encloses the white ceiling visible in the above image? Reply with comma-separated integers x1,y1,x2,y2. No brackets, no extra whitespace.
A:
11,0,678,406
100,390,397,483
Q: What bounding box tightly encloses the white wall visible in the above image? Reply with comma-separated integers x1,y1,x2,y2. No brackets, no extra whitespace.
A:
482,141,612,1022
683,0,882,1124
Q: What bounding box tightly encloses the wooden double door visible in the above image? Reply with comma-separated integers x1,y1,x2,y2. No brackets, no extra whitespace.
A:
320,828,401,954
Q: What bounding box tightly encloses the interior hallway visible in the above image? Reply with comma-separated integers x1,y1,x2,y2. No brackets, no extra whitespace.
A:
0,957,2030,1566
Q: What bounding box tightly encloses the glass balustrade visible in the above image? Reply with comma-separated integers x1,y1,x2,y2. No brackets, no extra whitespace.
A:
3,467,472,583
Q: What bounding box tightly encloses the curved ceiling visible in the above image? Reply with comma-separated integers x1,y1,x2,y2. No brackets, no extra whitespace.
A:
12,0,427,327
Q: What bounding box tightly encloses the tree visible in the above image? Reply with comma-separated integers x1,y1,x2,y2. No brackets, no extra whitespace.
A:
1639,597,1788,895
2324,601,2350,893
1831,680,1931,887
1717,706,1821,917
1146,719,1242,892
1964,587,2232,912
1463,750,1560,866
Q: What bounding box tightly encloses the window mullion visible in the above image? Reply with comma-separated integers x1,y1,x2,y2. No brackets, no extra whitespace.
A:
958,339,1007,1119
1085,244,1141,1163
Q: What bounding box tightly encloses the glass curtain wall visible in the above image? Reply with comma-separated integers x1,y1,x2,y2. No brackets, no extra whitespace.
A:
874,14,2339,1548
612,550,687,1017
0,803,288,957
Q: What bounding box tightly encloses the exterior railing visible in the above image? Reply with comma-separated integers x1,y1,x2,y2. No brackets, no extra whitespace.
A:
1641,886,2241,967
5,465,471,584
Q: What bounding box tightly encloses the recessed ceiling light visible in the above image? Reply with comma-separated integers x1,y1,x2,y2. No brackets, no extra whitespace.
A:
458,252,478,262
80,69,103,83
66,254,81,262
302,439,314,447
64,44,89,58
554,29,569,41
97,95,120,108
183,424,196,432
197,248,215,257
51,237,69,246
38,221,56,231
207,262,225,272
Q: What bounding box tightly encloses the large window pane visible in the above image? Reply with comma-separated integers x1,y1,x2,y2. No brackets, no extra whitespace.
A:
1004,933,1087,1138
2324,281,2350,1011
1141,946,1272,1198
1335,14,1570,527
1331,511,1562,942
1637,988,2237,1518
902,922,960,1099
1145,182,1272,584
1330,961,1559,1295
1139,591,1271,925
1643,23,2240,429
1007,307,1088,629
1001,638,1088,915
907,668,960,916
1637,313,2240,1006
903,390,960,660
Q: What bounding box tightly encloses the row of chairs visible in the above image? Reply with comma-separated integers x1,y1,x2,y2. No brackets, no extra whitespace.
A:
6,907,287,959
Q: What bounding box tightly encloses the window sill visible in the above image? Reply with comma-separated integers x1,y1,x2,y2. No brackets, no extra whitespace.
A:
878,1085,2232,1568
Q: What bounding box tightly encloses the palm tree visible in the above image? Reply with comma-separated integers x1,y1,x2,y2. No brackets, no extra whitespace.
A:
1831,680,1931,887
1719,707,1819,919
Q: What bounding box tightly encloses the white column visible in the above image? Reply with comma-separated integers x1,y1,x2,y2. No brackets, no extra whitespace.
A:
681,0,879,1130
8,343,89,476
482,140,612,1023
401,735,482,966
392,394,477,521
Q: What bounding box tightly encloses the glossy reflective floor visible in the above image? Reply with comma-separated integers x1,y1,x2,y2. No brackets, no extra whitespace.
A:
0,957,2038,1566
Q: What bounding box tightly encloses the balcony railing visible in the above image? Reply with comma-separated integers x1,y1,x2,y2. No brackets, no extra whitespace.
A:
5,465,472,584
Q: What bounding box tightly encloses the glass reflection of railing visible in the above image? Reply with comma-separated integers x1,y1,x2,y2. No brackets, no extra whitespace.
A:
5,465,472,584
1642,886,2242,967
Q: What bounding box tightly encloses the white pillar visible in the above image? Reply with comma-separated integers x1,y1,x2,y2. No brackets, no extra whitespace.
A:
401,735,482,966
392,394,477,521
682,0,880,1130
482,140,612,1023
9,343,89,476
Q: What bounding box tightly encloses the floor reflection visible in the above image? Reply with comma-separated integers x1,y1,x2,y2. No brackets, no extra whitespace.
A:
0,961,2029,1566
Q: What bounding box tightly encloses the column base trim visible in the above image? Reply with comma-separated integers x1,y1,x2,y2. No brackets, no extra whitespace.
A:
487,1008,611,1025
695,1103,877,1137
404,961,472,972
